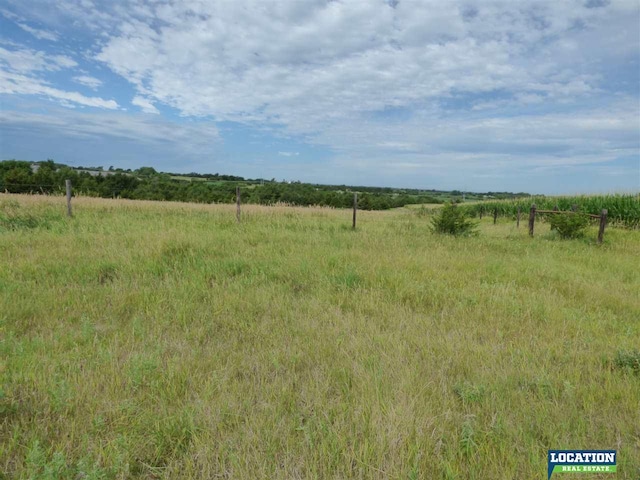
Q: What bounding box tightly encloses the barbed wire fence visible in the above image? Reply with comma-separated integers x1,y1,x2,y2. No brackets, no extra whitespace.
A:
2,179,363,227
0,180,618,242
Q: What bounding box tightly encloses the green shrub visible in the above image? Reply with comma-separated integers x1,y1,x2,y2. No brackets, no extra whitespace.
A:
548,213,590,239
431,203,477,236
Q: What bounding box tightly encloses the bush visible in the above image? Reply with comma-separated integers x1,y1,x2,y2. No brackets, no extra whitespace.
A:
548,213,590,239
431,203,477,236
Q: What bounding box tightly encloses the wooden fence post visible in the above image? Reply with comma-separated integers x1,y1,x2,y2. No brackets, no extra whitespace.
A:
236,186,241,222
65,179,72,217
352,192,357,230
493,208,498,225
528,204,536,237
551,204,559,230
517,206,521,228
479,208,483,220
597,209,607,244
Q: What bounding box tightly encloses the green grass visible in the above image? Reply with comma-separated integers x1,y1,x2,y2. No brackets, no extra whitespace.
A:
1,194,639,479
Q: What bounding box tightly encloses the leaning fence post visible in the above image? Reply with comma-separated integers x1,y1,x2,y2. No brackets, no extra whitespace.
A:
517,206,521,228
352,192,357,230
597,209,607,244
528,204,536,237
236,186,241,222
65,179,72,217
493,208,498,225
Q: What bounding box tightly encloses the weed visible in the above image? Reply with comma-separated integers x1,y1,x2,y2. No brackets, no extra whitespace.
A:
613,349,640,374
333,270,364,289
460,416,477,456
97,263,118,284
453,382,485,405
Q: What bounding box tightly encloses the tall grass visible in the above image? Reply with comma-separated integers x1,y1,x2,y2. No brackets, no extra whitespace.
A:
461,194,640,228
1,194,639,479
0,198,64,232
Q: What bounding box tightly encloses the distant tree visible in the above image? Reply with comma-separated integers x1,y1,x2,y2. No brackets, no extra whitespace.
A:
135,166,158,176
0,160,465,211
3,168,32,192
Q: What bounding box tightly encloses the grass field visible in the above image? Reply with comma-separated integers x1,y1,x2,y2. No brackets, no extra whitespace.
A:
1,194,639,479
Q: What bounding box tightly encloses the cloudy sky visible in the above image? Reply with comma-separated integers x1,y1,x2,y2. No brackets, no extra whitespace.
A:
0,0,638,193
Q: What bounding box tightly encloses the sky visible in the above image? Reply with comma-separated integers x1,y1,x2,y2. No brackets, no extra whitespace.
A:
0,0,638,194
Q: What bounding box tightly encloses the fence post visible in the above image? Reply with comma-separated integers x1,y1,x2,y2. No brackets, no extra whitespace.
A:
597,209,607,244
236,186,241,223
517,206,521,228
65,179,72,217
352,192,357,230
528,204,536,237
550,204,559,230
493,208,498,225
479,208,483,220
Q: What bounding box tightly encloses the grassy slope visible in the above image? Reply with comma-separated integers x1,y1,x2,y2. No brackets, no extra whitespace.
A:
1,194,639,479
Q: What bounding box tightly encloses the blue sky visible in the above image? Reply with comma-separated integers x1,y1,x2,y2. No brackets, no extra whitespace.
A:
0,0,638,194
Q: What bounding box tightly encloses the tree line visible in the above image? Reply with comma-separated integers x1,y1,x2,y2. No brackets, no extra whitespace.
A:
1,160,452,210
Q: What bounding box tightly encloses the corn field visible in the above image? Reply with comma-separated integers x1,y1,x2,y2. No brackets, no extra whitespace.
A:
461,194,640,228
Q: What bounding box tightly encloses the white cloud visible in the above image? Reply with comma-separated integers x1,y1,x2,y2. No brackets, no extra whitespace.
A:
0,45,117,109
377,142,418,152
1,1,121,33
16,22,59,41
1,8,58,41
0,70,118,109
89,2,638,129
50,54,77,69
278,151,299,157
0,107,218,153
72,75,103,89
0,46,75,73
132,95,159,114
